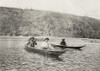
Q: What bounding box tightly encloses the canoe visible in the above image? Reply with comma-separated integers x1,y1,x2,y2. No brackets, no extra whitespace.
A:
51,44,86,49
25,45,67,56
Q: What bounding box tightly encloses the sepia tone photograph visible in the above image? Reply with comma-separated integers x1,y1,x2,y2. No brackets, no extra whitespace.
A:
0,0,100,71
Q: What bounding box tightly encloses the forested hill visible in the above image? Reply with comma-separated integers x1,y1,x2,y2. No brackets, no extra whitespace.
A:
0,7,100,38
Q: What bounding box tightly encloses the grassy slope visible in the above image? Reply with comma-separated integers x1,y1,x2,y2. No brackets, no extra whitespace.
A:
0,7,100,38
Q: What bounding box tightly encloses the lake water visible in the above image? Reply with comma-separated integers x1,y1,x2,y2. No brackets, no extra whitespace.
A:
0,37,100,71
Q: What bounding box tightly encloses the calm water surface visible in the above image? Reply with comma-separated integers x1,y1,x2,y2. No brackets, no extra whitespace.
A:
0,37,100,71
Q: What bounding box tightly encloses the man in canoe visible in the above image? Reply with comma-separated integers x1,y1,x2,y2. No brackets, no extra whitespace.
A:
27,37,37,47
60,39,67,46
41,38,54,50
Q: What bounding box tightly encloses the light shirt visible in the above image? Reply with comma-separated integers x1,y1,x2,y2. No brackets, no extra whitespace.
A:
41,42,54,50
42,42,49,48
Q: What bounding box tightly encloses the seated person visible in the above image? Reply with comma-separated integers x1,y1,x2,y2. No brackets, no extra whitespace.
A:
41,38,54,50
27,37,37,47
60,39,67,46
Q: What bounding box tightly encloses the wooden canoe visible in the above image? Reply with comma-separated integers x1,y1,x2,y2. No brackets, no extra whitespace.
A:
25,45,67,56
51,44,86,49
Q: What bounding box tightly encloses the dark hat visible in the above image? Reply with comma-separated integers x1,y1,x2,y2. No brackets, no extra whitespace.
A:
29,37,35,41
62,39,65,40
44,38,49,41
31,37,34,39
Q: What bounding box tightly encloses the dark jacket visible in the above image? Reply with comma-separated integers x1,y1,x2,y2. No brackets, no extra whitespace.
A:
60,40,66,46
27,37,37,47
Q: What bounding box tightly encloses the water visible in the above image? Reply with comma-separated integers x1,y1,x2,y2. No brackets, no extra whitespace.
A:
0,37,100,71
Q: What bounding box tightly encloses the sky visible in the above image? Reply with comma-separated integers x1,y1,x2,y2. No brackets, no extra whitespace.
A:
0,0,100,19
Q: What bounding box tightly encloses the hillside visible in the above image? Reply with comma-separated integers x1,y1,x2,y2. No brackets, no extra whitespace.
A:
0,7,100,38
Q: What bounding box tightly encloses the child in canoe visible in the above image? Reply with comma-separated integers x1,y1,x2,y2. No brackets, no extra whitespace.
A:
60,39,67,46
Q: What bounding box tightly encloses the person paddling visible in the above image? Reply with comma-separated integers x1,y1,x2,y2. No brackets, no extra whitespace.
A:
27,37,37,47
60,39,67,46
